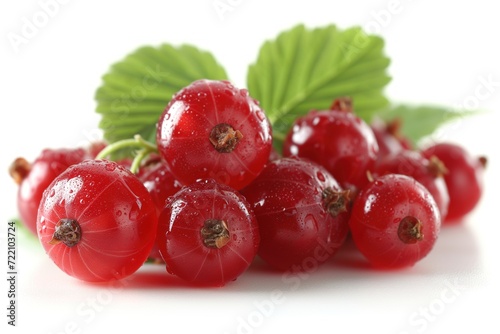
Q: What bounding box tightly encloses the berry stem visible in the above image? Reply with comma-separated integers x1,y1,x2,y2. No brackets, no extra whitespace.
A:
96,134,158,174
330,97,353,112
427,155,448,178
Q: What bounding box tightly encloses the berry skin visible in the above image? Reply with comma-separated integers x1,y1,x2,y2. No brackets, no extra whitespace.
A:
421,142,486,223
156,79,272,190
156,179,260,286
37,160,157,282
9,147,89,236
370,118,411,158
139,161,183,263
283,97,379,193
140,161,183,214
349,174,441,268
241,157,350,271
373,150,449,219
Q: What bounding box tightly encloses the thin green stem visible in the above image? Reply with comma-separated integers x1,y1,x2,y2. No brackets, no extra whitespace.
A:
130,149,151,174
95,135,158,174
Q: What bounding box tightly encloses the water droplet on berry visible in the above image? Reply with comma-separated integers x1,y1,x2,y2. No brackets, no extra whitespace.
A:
129,210,138,221
49,189,56,197
239,89,249,97
224,89,236,96
105,163,116,171
255,199,265,208
304,214,317,229
364,194,377,213
256,110,266,122
116,210,122,217
316,171,326,182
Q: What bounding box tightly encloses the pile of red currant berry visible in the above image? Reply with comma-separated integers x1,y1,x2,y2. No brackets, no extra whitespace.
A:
10,79,487,286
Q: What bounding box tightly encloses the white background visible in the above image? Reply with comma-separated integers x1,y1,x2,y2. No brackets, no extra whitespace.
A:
1,0,500,333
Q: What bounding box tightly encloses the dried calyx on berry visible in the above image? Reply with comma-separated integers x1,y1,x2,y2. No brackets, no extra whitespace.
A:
201,219,230,248
49,219,82,247
322,187,350,217
9,157,31,185
397,216,424,244
209,123,243,153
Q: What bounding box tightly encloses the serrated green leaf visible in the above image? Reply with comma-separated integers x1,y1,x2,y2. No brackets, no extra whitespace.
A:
377,104,476,146
95,44,228,146
247,24,391,149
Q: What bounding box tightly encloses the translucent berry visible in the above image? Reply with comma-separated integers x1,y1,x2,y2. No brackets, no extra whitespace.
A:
373,150,449,219
37,160,157,282
140,161,183,214
241,157,350,271
139,161,183,263
349,174,441,268
156,179,260,286
370,118,411,158
9,147,89,236
283,97,379,193
156,79,272,190
421,142,486,223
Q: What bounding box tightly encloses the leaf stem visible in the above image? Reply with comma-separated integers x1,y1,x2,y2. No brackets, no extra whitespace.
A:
95,134,158,174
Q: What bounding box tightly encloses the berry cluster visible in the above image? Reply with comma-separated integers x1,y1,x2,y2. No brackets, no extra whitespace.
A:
10,79,486,286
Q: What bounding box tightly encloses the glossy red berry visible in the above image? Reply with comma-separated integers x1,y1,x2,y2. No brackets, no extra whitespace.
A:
9,147,89,236
156,79,272,190
370,118,411,158
140,161,183,263
156,179,259,286
140,162,183,214
421,142,486,223
283,97,379,193
241,157,350,271
349,174,441,268
37,160,157,282
373,150,449,219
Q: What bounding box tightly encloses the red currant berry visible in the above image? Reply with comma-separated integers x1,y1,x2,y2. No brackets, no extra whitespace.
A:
37,160,157,282
373,150,449,219
9,147,89,236
241,157,350,271
371,118,411,158
349,174,441,268
421,142,486,223
283,97,378,193
156,179,259,286
156,79,272,190
139,161,183,263
140,162,183,214
86,141,108,158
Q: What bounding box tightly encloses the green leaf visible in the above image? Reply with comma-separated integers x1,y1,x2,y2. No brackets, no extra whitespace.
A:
95,44,229,145
247,24,391,149
376,104,476,146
